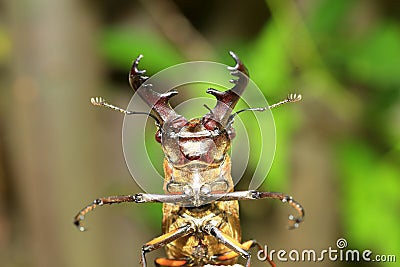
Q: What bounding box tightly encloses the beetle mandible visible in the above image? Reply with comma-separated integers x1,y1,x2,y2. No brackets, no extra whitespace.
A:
74,52,304,267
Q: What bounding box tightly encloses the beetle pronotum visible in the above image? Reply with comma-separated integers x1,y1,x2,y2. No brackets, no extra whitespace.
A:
74,52,304,267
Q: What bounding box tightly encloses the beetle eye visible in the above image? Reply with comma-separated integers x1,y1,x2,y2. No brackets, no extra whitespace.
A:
155,129,162,143
203,118,219,131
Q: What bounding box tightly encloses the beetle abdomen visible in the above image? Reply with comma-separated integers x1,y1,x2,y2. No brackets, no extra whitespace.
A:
162,201,241,265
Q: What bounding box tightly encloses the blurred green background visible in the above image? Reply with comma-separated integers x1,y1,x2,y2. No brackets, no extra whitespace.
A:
0,0,399,266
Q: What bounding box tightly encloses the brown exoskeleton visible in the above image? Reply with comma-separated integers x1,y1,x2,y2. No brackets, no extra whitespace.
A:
74,52,304,267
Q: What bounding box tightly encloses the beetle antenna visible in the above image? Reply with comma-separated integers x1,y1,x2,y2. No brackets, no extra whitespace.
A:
90,96,161,125
227,93,302,126
239,93,302,113
203,104,213,114
268,93,302,109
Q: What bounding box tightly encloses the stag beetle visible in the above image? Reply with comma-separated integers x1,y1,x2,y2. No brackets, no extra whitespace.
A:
74,52,304,267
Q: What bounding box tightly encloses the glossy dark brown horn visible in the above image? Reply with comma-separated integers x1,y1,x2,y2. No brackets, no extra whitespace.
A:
128,55,180,125
205,51,249,126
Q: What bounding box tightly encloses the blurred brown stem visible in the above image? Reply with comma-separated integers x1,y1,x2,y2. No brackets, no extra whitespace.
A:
139,0,215,59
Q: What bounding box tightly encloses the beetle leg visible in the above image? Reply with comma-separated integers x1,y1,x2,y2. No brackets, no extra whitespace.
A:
216,240,276,267
141,224,194,267
214,190,305,229
203,224,252,267
73,193,193,231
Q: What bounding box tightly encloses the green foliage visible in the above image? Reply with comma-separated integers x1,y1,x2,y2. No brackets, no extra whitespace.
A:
346,21,400,89
307,0,400,258
246,24,291,95
100,27,184,70
241,22,300,190
337,141,400,254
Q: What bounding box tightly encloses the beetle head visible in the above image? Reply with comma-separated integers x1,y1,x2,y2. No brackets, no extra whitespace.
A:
129,52,248,166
